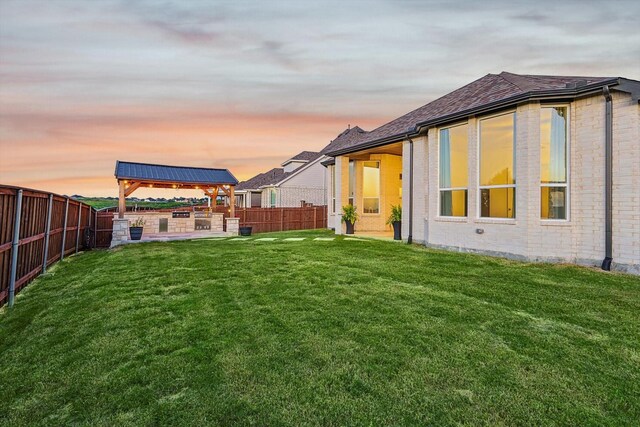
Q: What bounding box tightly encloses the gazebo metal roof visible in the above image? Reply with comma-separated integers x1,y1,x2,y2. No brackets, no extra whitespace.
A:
115,161,238,185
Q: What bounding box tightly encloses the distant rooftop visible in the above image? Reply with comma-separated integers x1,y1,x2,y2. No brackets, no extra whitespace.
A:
285,151,322,163
236,168,290,191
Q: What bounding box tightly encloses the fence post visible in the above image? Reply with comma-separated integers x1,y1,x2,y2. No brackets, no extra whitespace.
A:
60,198,69,261
75,203,82,253
42,194,54,273
313,207,317,229
280,208,284,231
8,189,23,308
94,209,98,248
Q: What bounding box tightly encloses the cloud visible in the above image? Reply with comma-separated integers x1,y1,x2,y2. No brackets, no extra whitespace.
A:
1,0,639,196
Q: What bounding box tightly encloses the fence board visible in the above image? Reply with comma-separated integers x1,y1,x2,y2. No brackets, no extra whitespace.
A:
0,185,99,307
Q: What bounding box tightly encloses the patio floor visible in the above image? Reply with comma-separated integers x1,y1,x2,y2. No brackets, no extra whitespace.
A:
123,230,230,244
353,231,396,241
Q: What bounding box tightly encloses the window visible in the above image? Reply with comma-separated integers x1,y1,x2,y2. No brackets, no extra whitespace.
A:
270,188,276,208
479,112,516,218
541,106,568,219
362,161,380,213
348,160,355,206
439,124,468,216
329,165,336,213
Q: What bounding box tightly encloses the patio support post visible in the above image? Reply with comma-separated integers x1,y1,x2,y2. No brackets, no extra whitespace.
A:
334,156,346,234
8,189,23,308
60,198,69,261
42,193,53,273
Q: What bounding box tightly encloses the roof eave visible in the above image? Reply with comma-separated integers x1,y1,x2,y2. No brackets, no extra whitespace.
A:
281,159,310,167
326,78,623,157
321,158,335,167
114,176,238,186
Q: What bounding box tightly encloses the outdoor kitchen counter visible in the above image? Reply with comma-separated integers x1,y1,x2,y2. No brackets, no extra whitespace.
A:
116,211,224,234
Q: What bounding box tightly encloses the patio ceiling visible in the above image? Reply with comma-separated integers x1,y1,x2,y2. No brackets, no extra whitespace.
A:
346,141,403,160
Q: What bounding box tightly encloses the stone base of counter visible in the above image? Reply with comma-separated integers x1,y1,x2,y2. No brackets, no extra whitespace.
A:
226,217,239,236
117,211,224,234
111,218,130,247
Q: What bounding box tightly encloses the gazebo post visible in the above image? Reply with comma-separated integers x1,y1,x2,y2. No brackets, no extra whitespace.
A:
229,185,235,218
118,180,126,219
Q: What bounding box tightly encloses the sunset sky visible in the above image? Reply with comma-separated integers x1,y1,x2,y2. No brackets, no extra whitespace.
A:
1,0,639,197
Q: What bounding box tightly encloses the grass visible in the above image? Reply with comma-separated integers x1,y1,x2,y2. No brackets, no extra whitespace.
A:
1,229,639,426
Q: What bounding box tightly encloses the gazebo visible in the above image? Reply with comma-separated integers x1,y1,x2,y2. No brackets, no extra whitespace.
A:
111,161,239,245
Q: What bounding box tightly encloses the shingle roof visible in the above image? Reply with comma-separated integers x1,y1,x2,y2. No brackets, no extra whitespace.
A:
325,72,618,156
320,126,368,154
236,168,290,191
286,151,322,162
115,161,238,185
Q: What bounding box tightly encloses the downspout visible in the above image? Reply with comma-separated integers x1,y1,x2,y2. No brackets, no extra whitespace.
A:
406,134,414,244
601,86,613,271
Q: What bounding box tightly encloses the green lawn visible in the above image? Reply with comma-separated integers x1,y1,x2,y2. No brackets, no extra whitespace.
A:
1,230,639,426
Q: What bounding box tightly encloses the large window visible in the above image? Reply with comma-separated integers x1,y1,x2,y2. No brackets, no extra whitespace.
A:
439,124,468,216
362,161,380,214
479,112,516,218
541,106,568,220
348,160,355,206
270,188,276,208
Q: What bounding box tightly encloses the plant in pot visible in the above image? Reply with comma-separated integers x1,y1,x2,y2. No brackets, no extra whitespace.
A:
341,204,358,235
129,217,145,241
386,205,402,240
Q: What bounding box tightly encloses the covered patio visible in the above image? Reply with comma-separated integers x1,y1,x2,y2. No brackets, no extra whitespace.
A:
111,161,239,246
329,142,403,235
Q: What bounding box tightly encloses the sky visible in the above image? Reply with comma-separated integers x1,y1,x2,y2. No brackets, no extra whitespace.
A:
1,0,639,197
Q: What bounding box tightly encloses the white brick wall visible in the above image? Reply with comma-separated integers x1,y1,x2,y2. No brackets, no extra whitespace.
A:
415,92,639,273
401,135,428,243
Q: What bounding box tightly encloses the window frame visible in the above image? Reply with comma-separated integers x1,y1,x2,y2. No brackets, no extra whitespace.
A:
476,110,517,220
329,165,336,214
348,160,355,206
540,104,571,222
269,188,277,208
362,160,381,215
437,121,469,218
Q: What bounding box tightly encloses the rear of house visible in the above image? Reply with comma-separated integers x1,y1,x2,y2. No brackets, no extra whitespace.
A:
322,72,640,273
236,151,326,208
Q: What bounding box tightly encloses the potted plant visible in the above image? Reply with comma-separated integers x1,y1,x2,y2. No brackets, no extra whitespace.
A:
341,204,358,235
129,217,145,241
386,205,402,240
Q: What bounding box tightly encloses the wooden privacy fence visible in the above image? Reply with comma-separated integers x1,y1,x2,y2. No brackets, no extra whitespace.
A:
100,204,328,237
0,185,98,307
227,206,327,233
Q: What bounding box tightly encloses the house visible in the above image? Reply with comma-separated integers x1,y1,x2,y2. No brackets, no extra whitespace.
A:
235,151,326,208
322,72,640,273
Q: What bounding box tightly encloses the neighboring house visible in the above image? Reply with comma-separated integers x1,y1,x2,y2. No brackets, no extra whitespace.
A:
322,72,640,273
235,151,327,208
